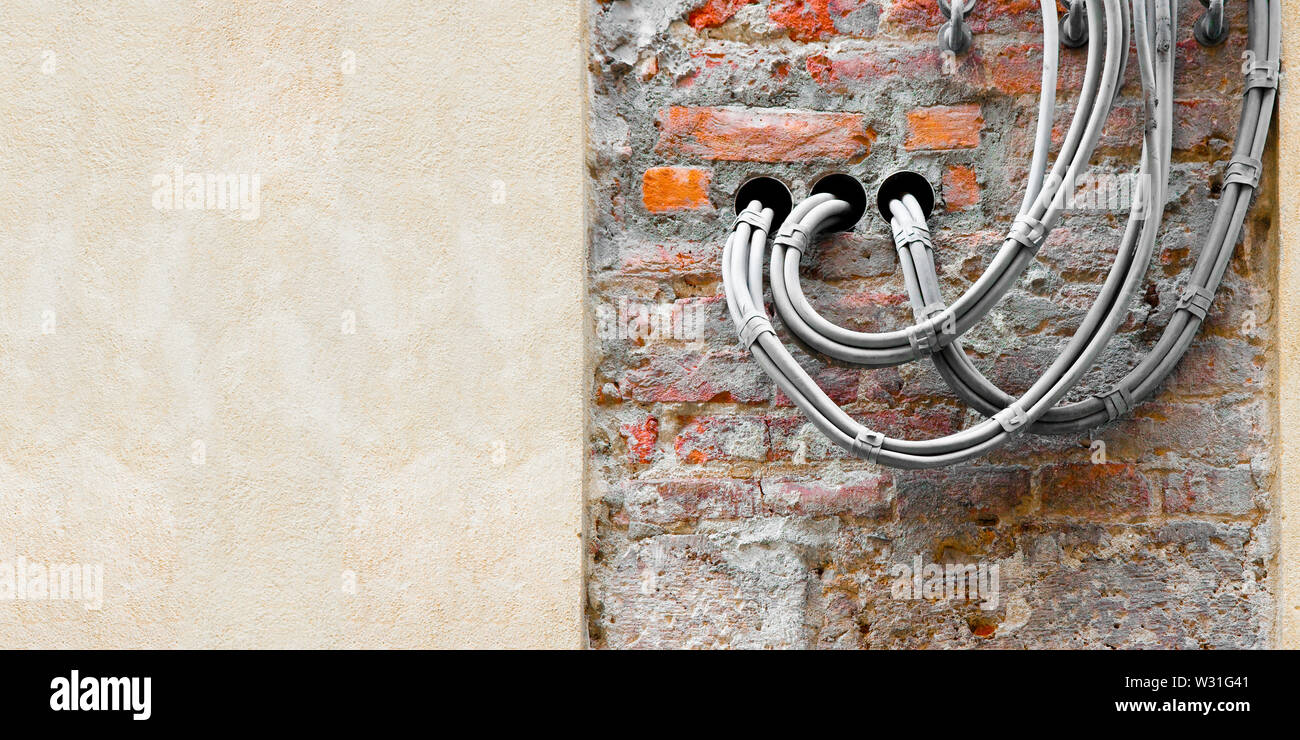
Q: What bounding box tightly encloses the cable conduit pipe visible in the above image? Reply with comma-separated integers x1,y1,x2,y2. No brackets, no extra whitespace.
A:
720,0,1280,467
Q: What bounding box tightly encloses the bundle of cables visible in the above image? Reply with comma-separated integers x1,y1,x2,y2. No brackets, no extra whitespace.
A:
722,0,1279,469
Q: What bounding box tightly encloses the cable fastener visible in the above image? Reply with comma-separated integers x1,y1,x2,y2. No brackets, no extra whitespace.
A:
1175,284,1215,321
852,429,885,464
737,311,775,350
1098,386,1134,421
732,209,772,234
918,302,947,322
993,403,1029,434
1223,155,1263,190
1242,54,1280,91
891,221,932,250
773,222,811,254
907,322,940,357
906,303,952,357
1008,215,1047,253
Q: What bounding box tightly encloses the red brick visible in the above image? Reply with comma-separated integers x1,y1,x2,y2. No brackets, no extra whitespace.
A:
620,416,659,464
621,348,771,404
1040,463,1152,518
943,165,981,210
885,0,1042,35
642,167,712,213
768,0,837,41
984,42,1050,95
614,240,720,281
686,0,757,29
905,105,983,151
656,106,876,163
621,479,763,524
861,406,964,439
805,42,1081,98
763,472,893,518
805,48,930,92
675,416,768,464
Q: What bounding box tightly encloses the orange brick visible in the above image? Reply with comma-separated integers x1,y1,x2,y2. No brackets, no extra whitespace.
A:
656,106,876,163
687,0,757,29
905,105,984,151
642,167,713,212
943,165,981,210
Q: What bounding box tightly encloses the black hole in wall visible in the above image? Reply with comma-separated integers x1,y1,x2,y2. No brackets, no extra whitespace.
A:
876,170,936,222
734,176,793,227
810,173,868,232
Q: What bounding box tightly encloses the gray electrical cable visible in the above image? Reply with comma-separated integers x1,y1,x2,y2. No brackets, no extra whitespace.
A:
915,0,1275,434
721,0,1279,467
768,0,1115,369
725,0,1128,466
900,0,1176,432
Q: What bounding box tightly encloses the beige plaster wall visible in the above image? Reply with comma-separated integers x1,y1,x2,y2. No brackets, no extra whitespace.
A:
0,1,587,648
1277,1,1300,650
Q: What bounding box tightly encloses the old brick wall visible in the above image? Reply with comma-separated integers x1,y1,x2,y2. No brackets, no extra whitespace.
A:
585,0,1277,648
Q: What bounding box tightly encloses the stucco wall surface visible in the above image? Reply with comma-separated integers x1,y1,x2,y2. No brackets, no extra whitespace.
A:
1276,0,1300,651
585,0,1281,648
0,1,587,648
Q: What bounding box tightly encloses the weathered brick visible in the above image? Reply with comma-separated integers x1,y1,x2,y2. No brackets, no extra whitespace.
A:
1040,463,1152,518
620,479,763,524
1160,464,1258,516
773,357,860,407
677,48,800,95
884,0,1042,35
904,104,983,151
943,165,981,211
621,348,771,404
620,416,660,464
763,471,893,518
675,415,768,463
656,106,876,163
767,415,844,461
1053,98,1234,153
642,167,712,212
896,467,1030,522
613,240,721,281
767,0,837,41
861,406,964,439
686,0,757,29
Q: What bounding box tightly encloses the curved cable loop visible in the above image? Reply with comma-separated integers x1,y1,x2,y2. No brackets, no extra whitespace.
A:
722,0,1279,464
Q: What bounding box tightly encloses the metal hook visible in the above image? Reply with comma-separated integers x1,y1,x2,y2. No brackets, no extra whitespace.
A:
1195,0,1228,47
1060,0,1088,48
937,0,976,55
